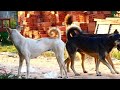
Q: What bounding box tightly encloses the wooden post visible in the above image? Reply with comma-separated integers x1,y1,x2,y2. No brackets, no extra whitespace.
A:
108,24,112,34
94,24,99,34
9,19,10,28
2,19,3,28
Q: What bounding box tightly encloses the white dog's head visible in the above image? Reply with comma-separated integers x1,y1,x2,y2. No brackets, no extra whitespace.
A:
6,25,23,41
16,25,24,32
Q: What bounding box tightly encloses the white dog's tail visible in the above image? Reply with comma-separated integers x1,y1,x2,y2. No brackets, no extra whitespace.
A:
48,27,61,40
57,27,61,39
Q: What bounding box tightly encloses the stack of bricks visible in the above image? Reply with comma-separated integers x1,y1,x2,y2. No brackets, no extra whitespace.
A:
80,23,88,33
67,11,84,22
21,11,52,39
26,13,40,39
37,11,57,38
18,11,112,42
87,22,96,33
58,26,66,42
39,22,51,37
87,11,111,33
58,11,66,25
88,11,111,22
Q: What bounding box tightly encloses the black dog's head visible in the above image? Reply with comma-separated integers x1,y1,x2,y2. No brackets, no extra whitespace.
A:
114,34,120,51
110,29,120,51
117,44,120,50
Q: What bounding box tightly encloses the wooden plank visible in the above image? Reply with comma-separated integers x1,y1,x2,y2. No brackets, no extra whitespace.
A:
102,11,111,14
94,24,99,34
96,21,120,24
106,17,120,20
108,24,112,34
94,18,120,24
96,24,110,34
94,18,120,34
94,18,105,21
95,24,120,34
109,25,120,34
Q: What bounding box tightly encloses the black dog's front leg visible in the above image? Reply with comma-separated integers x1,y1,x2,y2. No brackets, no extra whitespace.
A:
97,52,115,76
95,59,101,76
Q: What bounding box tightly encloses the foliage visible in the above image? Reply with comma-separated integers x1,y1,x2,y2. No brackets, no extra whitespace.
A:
10,18,17,29
0,72,18,79
111,48,120,60
0,45,17,52
0,72,27,79
0,32,12,45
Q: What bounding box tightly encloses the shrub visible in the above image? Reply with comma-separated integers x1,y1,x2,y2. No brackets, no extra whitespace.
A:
111,48,120,60
0,45,17,52
10,18,17,29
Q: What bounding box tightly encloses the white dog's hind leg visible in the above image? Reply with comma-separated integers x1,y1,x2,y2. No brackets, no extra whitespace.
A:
18,54,24,78
57,59,63,78
60,60,68,79
55,54,68,79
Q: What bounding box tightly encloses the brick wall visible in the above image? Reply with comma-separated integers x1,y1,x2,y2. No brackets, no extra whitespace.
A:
18,11,112,42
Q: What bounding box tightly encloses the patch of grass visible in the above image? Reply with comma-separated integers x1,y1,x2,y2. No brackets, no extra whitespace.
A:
0,72,27,79
41,51,55,57
0,45,17,53
111,48,120,60
0,45,56,57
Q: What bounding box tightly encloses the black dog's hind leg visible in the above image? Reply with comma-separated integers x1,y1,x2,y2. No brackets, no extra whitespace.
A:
70,52,80,76
64,57,71,72
66,43,80,76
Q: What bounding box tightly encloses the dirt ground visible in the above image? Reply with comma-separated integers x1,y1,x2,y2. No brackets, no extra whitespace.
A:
0,52,120,79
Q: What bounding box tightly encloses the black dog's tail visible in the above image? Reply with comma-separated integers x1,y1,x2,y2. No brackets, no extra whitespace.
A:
64,14,73,26
67,26,83,40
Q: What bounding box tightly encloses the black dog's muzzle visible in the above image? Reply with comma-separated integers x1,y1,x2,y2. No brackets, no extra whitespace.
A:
117,44,120,51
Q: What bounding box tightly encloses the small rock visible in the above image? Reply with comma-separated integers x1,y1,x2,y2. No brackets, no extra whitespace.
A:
21,66,37,72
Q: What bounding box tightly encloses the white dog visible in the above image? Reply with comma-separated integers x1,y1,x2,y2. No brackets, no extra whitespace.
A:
6,26,68,79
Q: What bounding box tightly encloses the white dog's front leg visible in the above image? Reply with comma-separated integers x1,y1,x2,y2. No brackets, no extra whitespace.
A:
25,56,30,79
18,55,24,78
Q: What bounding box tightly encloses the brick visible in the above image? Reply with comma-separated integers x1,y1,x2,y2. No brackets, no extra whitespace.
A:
39,30,46,34
58,26,66,31
28,30,32,38
61,31,66,35
88,22,96,34
103,11,111,15
80,23,88,30
40,34,48,37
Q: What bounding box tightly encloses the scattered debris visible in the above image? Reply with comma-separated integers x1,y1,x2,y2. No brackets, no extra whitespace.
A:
42,71,58,79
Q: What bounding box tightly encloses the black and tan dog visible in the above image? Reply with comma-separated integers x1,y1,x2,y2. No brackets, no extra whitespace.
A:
65,27,120,76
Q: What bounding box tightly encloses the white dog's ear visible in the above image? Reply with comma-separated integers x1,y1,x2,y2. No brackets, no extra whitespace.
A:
16,25,23,32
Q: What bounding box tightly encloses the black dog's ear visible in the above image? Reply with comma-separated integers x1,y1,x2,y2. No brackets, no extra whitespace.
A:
114,29,119,34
